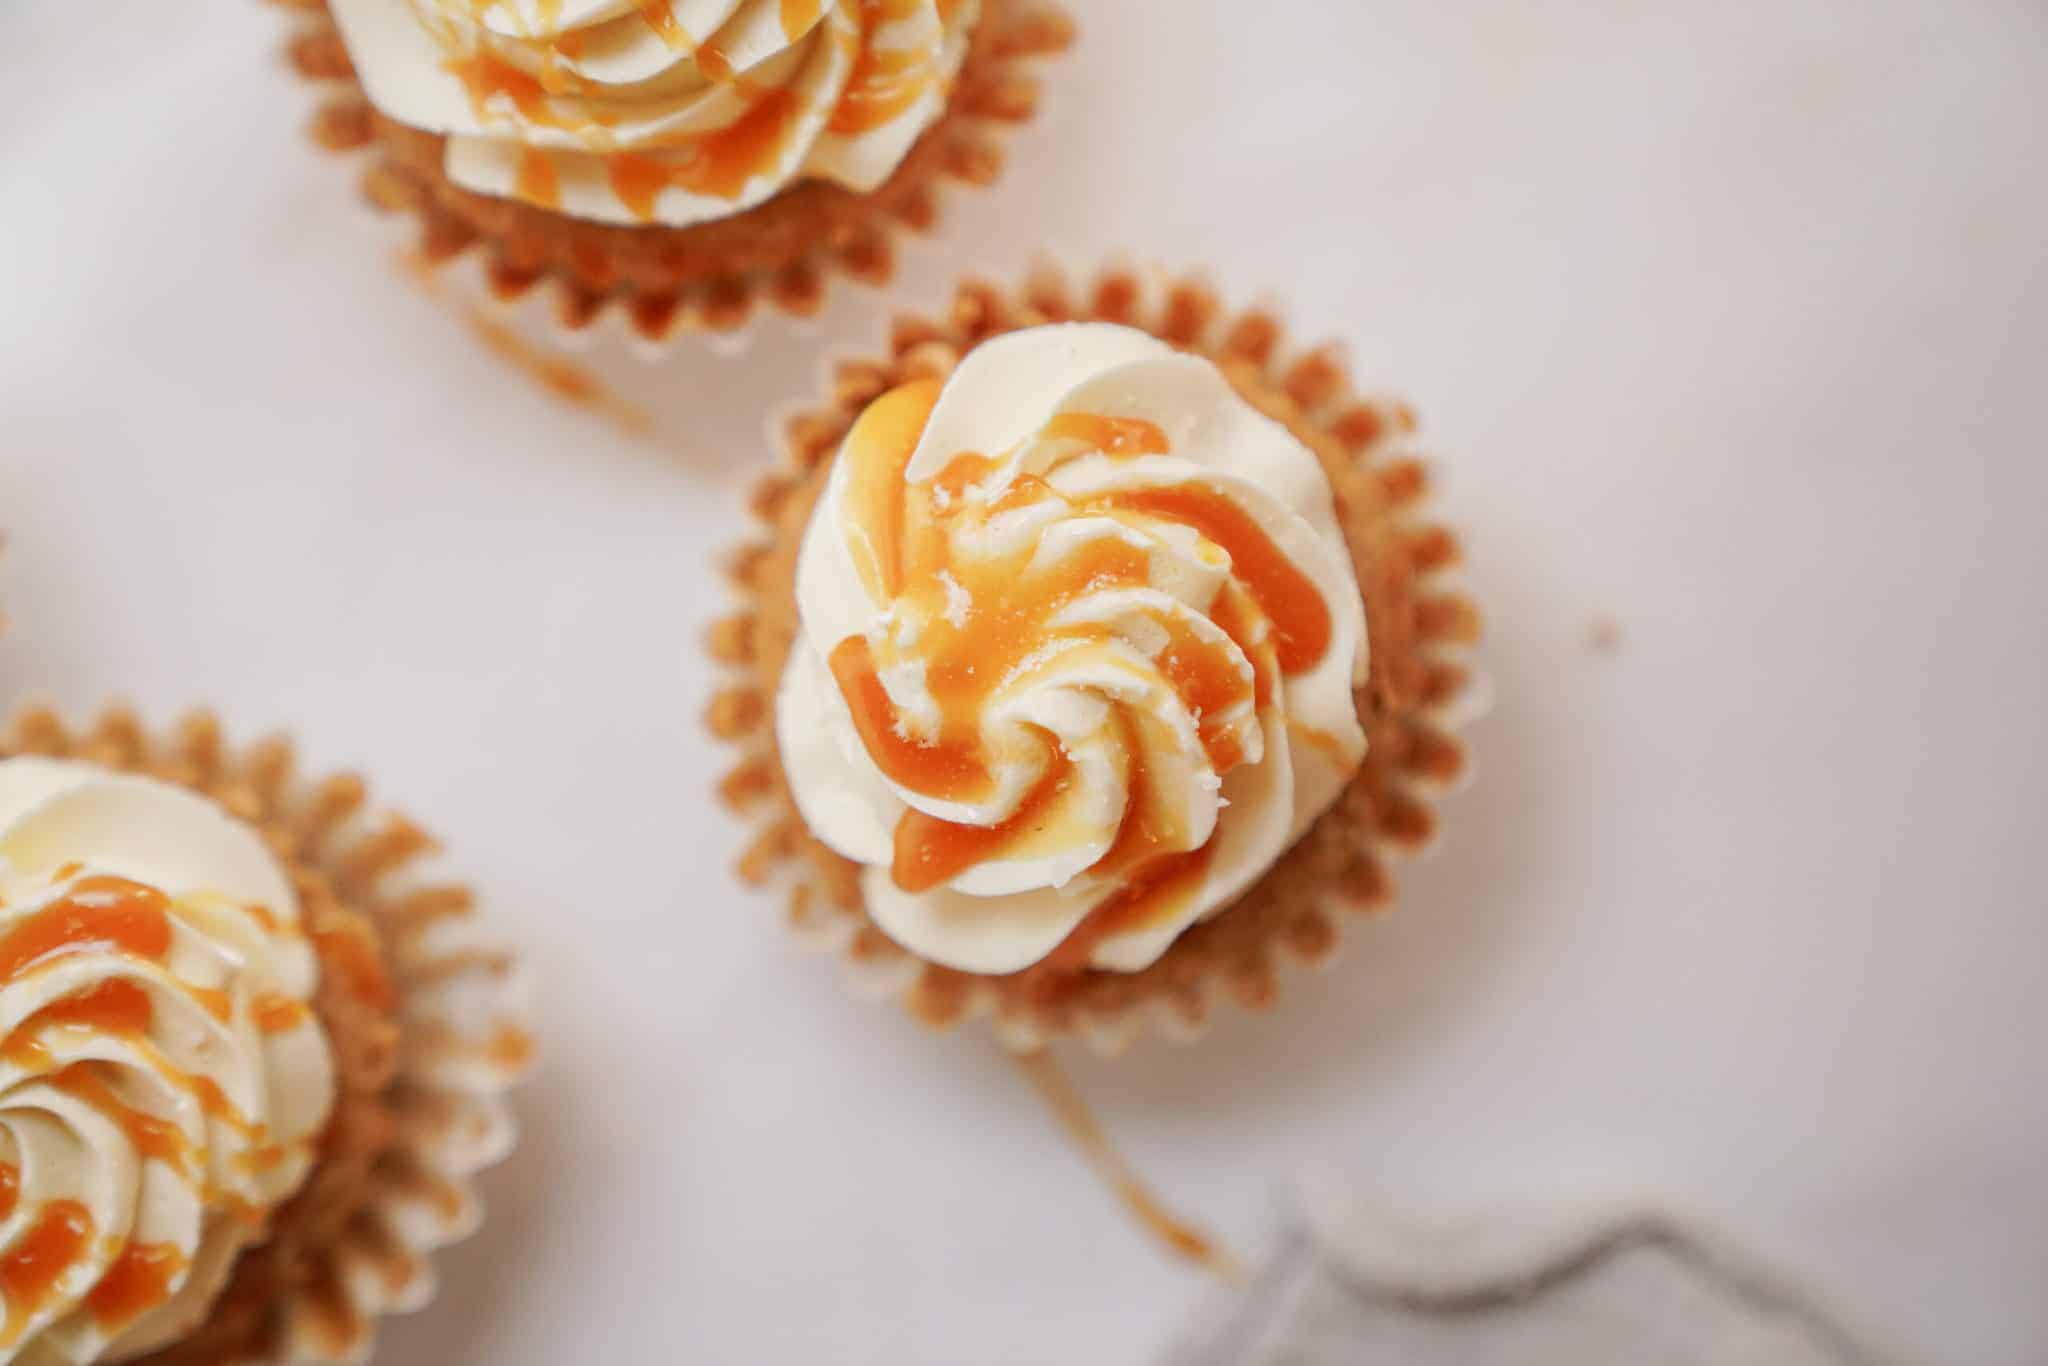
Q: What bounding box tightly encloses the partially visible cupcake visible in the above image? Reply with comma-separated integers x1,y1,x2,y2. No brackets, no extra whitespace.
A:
711,266,1483,1053
276,0,1074,341
0,706,527,1364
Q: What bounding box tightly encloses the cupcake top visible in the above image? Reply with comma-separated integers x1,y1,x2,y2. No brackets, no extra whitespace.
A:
0,760,332,1363
777,323,1371,975
328,0,980,226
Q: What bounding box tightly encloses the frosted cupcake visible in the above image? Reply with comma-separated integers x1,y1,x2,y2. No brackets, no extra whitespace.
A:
278,0,1074,340
712,266,1483,1052
0,706,527,1364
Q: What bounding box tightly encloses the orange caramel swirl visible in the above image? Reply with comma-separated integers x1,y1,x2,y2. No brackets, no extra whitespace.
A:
0,763,332,1363
329,0,978,224
778,325,1370,974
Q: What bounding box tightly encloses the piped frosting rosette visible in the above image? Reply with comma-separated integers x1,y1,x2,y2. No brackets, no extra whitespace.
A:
0,707,530,1366
329,0,980,226
777,324,1372,975
0,761,331,1364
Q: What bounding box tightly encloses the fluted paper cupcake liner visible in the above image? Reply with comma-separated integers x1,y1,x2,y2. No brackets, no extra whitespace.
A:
708,262,1487,1055
1,704,530,1366
271,0,1074,353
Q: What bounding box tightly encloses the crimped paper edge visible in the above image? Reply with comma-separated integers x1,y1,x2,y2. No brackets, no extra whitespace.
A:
269,0,1075,357
708,260,1490,1057
0,702,530,1366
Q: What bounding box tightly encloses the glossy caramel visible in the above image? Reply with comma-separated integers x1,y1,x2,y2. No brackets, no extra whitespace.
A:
0,878,172,984
782,0,825,38
51,1067,193,1177
826,385,1337,935
514,146,562,210
0,1201,93,1347
606,87,802,216
253,992,311,1035
84,1241,186,1331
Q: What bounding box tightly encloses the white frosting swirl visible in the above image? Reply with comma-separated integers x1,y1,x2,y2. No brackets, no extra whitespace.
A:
0,760,333,1364
777,324,1371,975
327,0,979,227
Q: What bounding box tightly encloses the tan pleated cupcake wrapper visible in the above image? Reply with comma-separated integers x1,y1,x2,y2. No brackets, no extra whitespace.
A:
270,0,1074,353
709,262,1487,1056
0,704,529,1366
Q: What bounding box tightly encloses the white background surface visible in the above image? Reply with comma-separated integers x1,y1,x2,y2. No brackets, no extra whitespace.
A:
3,2,2045,1363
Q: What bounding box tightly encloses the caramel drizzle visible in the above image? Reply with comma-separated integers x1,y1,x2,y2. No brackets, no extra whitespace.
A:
0,876,315,1332
513,146,561,210
605,88,804,214
84,1241,186,1330
782,0,825,38
1010,1048,1239,1279
0,1201,93,1347
443,0,951,217
828,385,1333,949
0,877,172,983
0,1205,191,1339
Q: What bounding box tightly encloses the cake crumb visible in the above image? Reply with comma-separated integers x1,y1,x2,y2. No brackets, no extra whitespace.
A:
396,249,654,439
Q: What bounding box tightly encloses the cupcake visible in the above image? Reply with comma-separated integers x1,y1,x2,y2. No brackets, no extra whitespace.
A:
0,705,527,1364
711,265,1483,1052
278,0,1074,341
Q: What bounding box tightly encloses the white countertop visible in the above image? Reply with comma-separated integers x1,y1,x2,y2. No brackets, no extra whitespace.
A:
2,2,2044,1362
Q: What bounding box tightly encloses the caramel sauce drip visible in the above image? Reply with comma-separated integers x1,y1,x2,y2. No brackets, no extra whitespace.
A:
1108,485,1331,674
85,1241,186,1331
1049,843,1215,970
1,1032,49,1073
0,877,172,984
694,41,737,83
514,146,561,210
781,0,825,38
840,376,942,601
833,532,1152,813
1153,608,1262,772
641,0,686,48
548,27,587,77
891,755,1070,892
191,1075,258,1137
187,984,233,1024
1042,412,1170,457
51,1066,193,1177
1044,706,1228,965
445,52,555,126
606,86,803,214
236,1142,288,1177
0,1165,17,1222
397,251,653,439
253,992,311,1035
22,979,154,1038
828,0,948,135
828,636,989,804
0,1200,94,1347
829,42,935,135
7,975,266,1139
1287,718,1355,764
1010,1049,1239,1279
829,389,1332,915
